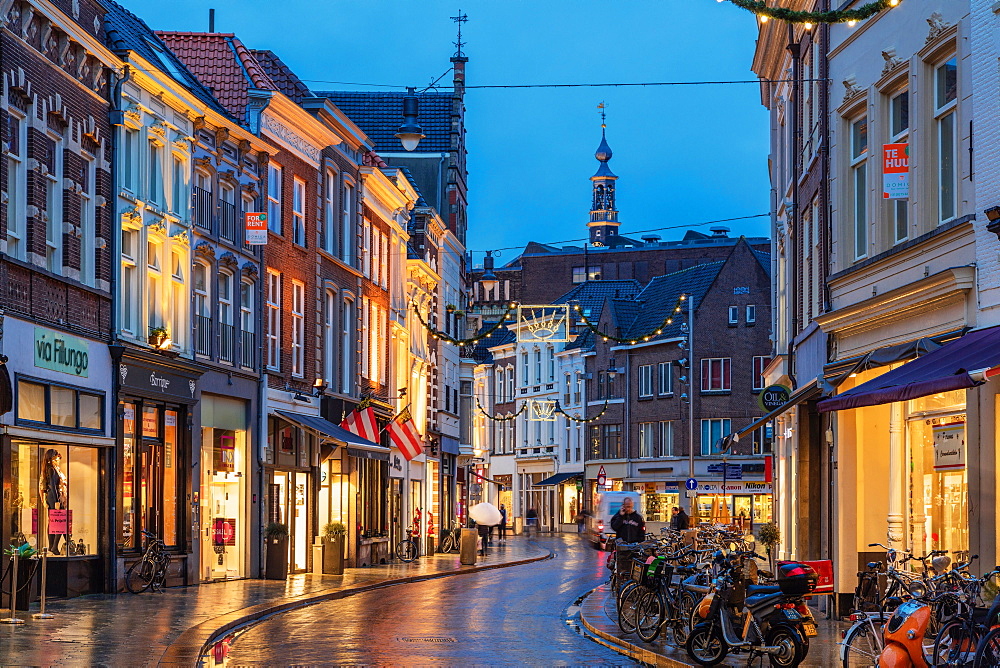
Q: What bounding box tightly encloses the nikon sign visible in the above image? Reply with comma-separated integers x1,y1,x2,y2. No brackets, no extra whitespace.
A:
34,328,90,377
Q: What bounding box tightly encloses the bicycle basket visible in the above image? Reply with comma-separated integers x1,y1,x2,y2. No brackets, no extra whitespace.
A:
631,558,651,585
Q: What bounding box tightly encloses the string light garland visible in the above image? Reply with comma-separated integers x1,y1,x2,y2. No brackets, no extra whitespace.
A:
411,301,516,346
475,397,526,421
727,0,897,25
556,397,610,423
573,294,688,346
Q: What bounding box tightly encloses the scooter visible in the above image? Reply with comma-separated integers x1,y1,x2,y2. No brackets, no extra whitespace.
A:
878,598,931,667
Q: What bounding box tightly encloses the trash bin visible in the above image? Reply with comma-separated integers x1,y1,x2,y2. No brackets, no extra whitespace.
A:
460,527,478,565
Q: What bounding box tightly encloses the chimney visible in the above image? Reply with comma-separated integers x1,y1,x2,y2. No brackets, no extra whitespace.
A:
641,234,661,245
208,8,215,32
710,226,730,237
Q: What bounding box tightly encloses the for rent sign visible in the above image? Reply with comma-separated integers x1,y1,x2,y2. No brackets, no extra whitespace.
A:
883,143,909,199
245,212,268,245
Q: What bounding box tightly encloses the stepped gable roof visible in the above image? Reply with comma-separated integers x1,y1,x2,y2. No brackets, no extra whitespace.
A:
472,325,516,363
314,91,453,153
156,31,278,123
250,49,311,103
101,1,230,118
624,261,724,341
553,280,643,318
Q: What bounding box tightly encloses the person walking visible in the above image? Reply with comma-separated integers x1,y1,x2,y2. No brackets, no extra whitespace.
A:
609,497,645,543
498,504,508,543
525,507,538,537
672,506,690,531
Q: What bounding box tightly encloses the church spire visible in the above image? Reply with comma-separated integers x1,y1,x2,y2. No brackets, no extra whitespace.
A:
588,103,619,245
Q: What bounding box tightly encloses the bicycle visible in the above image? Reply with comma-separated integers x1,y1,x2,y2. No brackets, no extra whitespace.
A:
440,521,461,554
395,526,420,563
635,550,699,644
125,529,169,593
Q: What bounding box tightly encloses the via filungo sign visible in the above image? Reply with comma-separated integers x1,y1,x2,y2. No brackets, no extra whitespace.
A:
34,328,90,377
757,384,791,413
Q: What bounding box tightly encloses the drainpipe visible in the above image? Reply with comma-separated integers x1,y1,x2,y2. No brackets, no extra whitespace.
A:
787,25,801,390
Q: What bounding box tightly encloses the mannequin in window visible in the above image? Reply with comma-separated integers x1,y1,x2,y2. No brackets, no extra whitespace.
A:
39,449,68,555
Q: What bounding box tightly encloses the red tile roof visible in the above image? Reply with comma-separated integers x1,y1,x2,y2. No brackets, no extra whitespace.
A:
156,31,278,123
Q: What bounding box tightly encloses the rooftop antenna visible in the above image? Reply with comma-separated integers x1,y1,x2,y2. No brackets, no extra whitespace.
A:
451,9,469,57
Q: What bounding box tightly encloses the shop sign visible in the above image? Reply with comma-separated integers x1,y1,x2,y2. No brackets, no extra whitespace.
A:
32,509,73,534
245,212,268,245
212,517,237,546
758,385,791,413
34,327,89,377
696,481,773,494
119,362,197,400
883,143,909,199
933,422,965,470
517,305,570,343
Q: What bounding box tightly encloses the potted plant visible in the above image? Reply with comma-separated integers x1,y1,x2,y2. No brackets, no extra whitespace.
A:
263,522,289,580
757,521,781,572
322,522,347,575
148,325,169,348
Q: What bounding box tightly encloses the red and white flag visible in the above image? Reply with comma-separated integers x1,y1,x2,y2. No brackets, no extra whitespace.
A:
340,400,379,443
388,407,424,461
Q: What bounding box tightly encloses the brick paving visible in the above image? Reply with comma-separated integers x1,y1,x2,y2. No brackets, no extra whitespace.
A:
0,538,547,667
579,583,848,667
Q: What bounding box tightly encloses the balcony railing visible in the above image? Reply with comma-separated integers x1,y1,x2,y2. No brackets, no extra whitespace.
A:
240,330,256,369
219,322,236,364
193,186,213,231
194,314,212,356
219,200,238,244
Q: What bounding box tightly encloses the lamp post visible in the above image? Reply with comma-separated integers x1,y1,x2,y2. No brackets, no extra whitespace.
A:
479,250,499,294
395,87,426,152
685,295,696,518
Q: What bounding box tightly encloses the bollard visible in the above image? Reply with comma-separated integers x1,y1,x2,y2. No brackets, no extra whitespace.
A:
459,527,478,565
1,552,25,624
33,548,53,619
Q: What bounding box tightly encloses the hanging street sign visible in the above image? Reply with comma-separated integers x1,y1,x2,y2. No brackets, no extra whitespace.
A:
883,143,909,199
758,384,791,413
245,212,268,245
517,305,570,343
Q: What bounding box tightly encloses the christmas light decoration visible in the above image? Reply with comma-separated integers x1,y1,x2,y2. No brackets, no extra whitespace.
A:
727,0,895,25
572,293,688,345
411,301,516,346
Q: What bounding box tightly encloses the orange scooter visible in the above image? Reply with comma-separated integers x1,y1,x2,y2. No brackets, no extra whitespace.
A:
879,599,931,667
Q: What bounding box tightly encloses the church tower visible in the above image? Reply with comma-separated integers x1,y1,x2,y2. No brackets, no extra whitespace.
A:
588,110,619,245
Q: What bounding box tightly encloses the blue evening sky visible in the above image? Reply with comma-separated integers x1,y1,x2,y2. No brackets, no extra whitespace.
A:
123,0,770,259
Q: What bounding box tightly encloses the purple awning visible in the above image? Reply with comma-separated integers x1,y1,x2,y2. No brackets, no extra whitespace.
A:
817,325,1000,413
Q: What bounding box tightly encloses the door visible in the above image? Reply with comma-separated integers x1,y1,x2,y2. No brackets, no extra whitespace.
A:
733,495,753,533
292,472,308,572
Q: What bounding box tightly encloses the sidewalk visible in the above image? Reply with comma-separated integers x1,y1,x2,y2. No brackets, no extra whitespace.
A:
578,584,847,667
0,538,548,666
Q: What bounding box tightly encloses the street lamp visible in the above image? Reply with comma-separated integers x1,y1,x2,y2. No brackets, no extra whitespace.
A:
480,250,499,293
395,87,426,152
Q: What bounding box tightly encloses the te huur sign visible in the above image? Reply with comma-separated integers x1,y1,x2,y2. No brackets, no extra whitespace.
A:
34,327,90,377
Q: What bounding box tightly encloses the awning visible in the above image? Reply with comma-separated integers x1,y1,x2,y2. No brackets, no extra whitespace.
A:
817,325,1000,413
346,446,390,461
534,472,581,487
719,381,821,452
274,410,384,453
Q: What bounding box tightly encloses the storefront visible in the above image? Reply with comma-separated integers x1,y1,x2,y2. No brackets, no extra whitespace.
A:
692,482,774,530
534,472,583,530
114,347,201,590
265,411,317,574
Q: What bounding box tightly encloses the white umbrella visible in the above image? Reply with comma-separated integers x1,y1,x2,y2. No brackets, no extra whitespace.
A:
469,502,502,526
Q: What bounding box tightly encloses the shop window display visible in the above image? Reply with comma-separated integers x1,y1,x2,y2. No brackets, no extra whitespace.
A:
201,427,246,580
11,441,99,556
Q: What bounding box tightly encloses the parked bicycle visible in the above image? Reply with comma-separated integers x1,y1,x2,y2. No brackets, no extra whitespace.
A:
125,529,169,594
440,521,462,554
395,526,421,563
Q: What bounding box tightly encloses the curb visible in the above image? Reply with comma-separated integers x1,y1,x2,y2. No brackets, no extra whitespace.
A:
577,586,694,668
158,548,553,666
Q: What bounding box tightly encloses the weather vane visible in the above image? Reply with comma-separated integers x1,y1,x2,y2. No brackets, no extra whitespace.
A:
451,10,469,57
598,101,607,129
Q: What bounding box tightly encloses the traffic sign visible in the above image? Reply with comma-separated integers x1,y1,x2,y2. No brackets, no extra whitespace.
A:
685,478,698,490
597,465,607,487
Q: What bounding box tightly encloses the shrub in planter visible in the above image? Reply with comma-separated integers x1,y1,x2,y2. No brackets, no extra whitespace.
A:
264,523,289,580
322,522,346,575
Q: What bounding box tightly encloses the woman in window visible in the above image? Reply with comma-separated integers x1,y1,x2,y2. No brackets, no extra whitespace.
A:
39,449,68,554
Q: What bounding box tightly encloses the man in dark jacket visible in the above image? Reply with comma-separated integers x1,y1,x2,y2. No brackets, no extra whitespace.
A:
674,507,690,531
609,497,645,543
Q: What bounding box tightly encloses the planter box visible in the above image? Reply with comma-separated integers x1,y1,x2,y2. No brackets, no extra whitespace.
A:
323,536,344,575
264,536,288,580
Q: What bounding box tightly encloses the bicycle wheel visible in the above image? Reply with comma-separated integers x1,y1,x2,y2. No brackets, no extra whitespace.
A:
441,534,456,554
842,619,882,668
975,627,1000,668
396,539,418,562
635,589,666,643
618,583,644,635
673,590,697,646
932,620,979,667
125,557,156,594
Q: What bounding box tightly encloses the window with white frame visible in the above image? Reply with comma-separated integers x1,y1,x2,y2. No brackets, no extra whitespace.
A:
218,271,234,362
219,181,236,242
341,297,354,393
123,126,138,192
658,421,673,457
701,358,731,392
571,266,601,283
547,347,555,382
746,304,756,325
79,155,97,286
850,115,868,259
121,228,139,334
292,177,306,246
267,163,282,234
889,89,909,243
147,139,163,207
266,270,281,370
658,362,672,395
728,306,739,325
638,364,654,398
240,280,254,367
192,261,209,355
324,169,337,253
45,135,63,273
752,356,771,391
342,181,354,264
533,349,542,385
291,280,304,377
639,422,655,457
171,155,187,216
147,239,163,331
323,290,336,386
507,365,515,399
170,250,185,349
5,113,27,261
496,368,505,403
935,58,958,223
564,373,572,405
752,419,772,455
360,297,370,378
362,218,371,278
701,418,731,456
